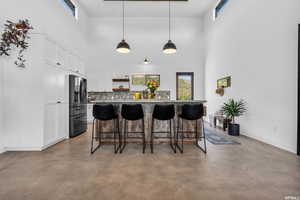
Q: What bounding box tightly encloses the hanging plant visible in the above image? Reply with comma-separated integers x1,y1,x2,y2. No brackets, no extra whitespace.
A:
0,19,33,68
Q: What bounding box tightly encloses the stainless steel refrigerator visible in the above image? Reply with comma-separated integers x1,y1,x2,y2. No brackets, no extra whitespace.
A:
69,75,87,138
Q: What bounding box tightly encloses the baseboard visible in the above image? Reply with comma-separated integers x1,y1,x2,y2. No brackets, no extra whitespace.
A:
41,137,67,151
0,147,5,154
4,137,67,152
240,133,297,154
4,146,43,152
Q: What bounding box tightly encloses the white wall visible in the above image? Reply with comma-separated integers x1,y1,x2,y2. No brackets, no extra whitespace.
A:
86,17,205,100
0,60,4,153
0,0,88,152
204,0,300,153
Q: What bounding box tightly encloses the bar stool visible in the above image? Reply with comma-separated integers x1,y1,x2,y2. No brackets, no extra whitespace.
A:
90,104,121,154
150,104,176,153
176,104,207,153
120,104,146,154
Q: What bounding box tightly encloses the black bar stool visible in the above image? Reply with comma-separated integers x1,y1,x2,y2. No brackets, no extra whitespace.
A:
151,104,176,153
176,104,207,153
120,104,146,154
90,104,121,154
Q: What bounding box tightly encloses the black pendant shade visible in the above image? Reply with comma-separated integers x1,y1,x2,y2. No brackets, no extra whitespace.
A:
116,39,131,53
163,0,177,54
116,0,130,53
163,40,177,54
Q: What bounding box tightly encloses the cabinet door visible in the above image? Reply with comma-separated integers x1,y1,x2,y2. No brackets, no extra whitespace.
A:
56,68,67,103
44,39,58,66
44,65,60,104
57,103,68,139
57,47,69,69
78,59,85,75
44,104,58,145
44,103,68,147
68,53,77,72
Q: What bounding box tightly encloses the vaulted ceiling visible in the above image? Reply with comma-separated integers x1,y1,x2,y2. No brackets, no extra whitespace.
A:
77,0,218,17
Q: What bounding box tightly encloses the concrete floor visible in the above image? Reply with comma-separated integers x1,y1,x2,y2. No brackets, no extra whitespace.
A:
0,126,300,200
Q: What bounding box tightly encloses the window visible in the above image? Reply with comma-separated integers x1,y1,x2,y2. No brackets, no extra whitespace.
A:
60,0,77,19
214,0,229,20
176,72,194,100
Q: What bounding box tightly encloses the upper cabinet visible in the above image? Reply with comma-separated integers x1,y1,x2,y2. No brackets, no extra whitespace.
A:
44,36,85,75
44,38,57,66
56,46,69,68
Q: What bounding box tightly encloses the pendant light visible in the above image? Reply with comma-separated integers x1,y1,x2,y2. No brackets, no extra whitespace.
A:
116,0,130,53
144,58,150,64
163,0,177,54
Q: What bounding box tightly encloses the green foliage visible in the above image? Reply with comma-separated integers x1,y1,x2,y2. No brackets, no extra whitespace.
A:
0,19,33,67
178,79,192,100
221,99,246,123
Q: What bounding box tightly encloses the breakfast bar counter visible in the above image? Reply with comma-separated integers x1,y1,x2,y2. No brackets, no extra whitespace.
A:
88,99,207,144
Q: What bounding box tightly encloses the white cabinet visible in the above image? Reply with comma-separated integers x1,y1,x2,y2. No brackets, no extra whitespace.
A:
44,104,58,146
44,103,68,148
56,47,69,68
43,64,68,148
44,37,85,75
44,38,57,66
78,59,85,75
67,53,85,75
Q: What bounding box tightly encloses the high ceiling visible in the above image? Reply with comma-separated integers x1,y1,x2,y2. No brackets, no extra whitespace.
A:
77,0,218,17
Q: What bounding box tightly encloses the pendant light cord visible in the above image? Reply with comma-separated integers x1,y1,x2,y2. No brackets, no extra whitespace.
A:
169,0,171,40
123,0,125,40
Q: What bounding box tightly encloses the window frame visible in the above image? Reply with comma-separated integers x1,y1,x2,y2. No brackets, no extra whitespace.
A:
176,72,194,101
214,0,229,20
61,0,78,20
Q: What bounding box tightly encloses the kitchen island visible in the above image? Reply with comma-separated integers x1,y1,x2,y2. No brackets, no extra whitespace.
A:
88,99,207,144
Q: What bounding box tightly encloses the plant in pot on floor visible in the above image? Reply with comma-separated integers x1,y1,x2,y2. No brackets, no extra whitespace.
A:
221,99,246,136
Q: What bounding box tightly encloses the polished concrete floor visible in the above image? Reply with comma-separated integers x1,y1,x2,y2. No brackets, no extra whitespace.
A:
0,126,300,200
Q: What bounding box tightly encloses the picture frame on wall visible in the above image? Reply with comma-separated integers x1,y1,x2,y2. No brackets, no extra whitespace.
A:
217,76,231,88
131,74,146,86
145,74,160,86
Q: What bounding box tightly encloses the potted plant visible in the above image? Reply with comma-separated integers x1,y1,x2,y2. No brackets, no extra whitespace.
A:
221,99,246,136
146,80,159,99
0,19,33,67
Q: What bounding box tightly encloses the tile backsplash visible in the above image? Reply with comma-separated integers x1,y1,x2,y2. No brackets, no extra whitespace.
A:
88,91,171,102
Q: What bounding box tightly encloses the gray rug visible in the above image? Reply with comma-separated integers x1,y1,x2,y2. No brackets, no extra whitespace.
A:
204,129,241,145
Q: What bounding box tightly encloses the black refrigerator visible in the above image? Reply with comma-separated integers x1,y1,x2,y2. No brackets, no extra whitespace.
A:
69,75,87,138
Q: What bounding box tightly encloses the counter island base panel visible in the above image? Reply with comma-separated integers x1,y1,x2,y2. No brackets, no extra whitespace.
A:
90,101,206,144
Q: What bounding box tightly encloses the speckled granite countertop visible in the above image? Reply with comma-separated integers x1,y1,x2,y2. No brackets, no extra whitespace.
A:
88,100,207,104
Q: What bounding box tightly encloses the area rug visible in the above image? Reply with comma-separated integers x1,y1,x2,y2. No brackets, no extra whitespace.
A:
204,128,241,145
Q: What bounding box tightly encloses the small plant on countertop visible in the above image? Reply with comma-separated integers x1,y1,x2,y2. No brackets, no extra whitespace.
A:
146,80,159,99
0,19,33,68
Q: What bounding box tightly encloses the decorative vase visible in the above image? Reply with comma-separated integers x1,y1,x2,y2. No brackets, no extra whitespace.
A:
149,91,156,99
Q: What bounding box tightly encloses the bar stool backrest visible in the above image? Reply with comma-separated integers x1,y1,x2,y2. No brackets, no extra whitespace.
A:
121,104,144,121
93,104,117,121
152,104,175,120
181,104,204,120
